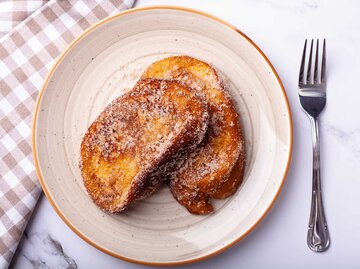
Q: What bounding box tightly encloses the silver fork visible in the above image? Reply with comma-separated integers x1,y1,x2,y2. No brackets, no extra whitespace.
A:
298,39,330,252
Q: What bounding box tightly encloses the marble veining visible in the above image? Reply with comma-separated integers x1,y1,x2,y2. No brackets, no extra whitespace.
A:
324,122,360,160
16,232,76,269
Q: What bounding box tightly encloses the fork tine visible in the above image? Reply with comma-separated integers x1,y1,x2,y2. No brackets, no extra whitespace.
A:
306,39,314,84
299,39,307,85
321,39,326,83
314,39,319,84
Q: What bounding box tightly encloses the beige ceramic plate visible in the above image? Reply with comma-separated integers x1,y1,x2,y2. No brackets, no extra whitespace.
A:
33,6,292,266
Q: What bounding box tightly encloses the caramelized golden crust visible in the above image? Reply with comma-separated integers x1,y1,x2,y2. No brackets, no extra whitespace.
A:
80,79,209,213
142,56,246,215
211,151,246,199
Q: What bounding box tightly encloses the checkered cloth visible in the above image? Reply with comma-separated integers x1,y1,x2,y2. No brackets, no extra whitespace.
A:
0,0,135,267
0,1,49,39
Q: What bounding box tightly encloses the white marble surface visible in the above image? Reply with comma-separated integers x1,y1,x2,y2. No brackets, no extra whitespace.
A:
10,0,360,268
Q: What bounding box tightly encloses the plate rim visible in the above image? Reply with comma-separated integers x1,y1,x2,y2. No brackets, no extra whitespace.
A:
32,5,293,266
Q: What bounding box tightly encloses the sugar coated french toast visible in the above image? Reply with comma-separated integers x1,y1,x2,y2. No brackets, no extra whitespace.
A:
80,78,209,213
142,56,246,214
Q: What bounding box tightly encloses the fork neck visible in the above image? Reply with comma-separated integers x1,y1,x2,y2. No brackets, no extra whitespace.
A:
310,116,320,152
309,116,321,178
310,116,319,140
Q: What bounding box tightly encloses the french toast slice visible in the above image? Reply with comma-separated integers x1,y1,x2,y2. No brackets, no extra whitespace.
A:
79,78,209,213
142,56,246,214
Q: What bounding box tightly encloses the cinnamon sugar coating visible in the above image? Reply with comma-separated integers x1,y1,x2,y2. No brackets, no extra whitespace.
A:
80,78,209,213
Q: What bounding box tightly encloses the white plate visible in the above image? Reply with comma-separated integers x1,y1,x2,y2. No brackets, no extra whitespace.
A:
33,6,292,266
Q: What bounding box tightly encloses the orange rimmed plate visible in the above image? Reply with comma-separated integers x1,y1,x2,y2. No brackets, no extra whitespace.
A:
32,6,292,266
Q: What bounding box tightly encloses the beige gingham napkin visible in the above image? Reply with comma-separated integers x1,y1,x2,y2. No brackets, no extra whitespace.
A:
0,1,50,39
0,0,135,267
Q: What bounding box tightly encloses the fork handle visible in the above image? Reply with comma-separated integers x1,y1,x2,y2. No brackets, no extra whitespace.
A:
307,116,330,252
